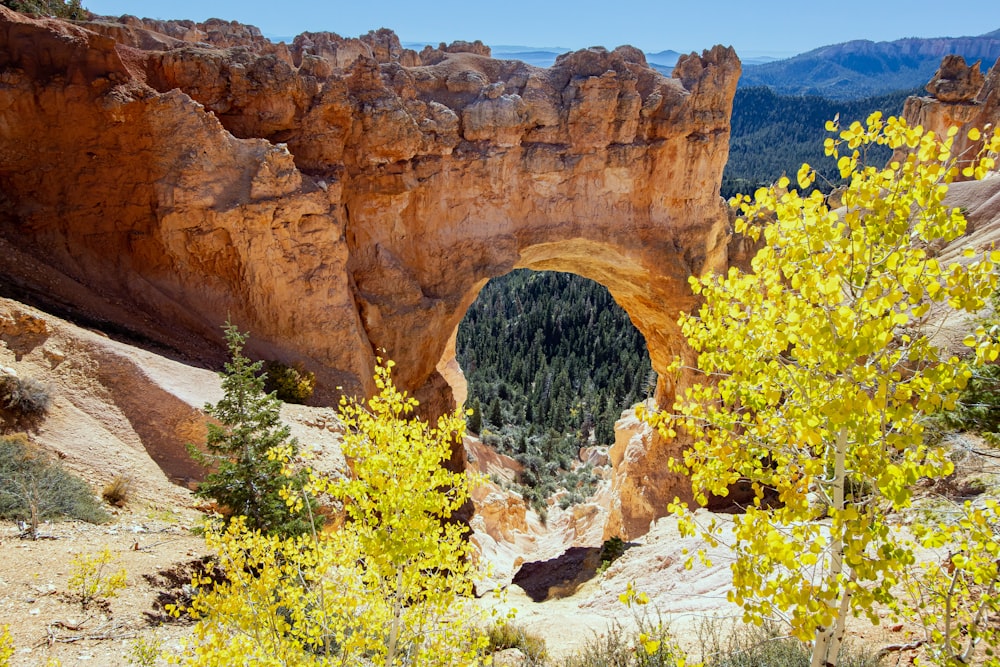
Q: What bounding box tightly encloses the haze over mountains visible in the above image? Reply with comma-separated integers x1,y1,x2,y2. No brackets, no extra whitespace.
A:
394,27,1000,98
739,28,1000,98
400,43,777,74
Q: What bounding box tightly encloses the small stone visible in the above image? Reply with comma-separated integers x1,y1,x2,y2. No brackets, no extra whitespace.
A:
494,648,527,667
485,82,505,99
43,346,66,364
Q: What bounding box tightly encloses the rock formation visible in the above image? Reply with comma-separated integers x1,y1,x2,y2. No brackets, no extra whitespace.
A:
900,54,1000,176
5,12,1000,547
0,8,740,538
0,8,739,399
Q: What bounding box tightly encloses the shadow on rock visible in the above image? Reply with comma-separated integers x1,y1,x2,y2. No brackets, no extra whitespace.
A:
512,546,605,602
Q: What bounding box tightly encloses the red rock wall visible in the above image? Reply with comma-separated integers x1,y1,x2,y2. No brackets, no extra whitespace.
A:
0,8,739,401
0,9,741,536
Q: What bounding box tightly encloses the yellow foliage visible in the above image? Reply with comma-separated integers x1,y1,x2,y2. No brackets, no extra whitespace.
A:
0,626,13,667
645,116,1000,666
67,547,127,610
171,360,488,666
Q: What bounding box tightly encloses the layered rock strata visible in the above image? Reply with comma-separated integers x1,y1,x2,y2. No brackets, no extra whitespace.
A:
0,8,740,537
0,9,739,405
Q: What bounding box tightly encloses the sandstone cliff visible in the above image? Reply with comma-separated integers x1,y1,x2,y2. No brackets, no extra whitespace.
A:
6,10,1000,550
0,9,739,413
0,8,743,538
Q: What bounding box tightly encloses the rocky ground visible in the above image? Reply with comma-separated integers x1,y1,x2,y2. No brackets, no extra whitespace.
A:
1,513,203,666
0,294,697,665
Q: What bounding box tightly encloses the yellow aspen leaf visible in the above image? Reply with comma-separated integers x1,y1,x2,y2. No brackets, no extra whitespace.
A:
641,113,1000,667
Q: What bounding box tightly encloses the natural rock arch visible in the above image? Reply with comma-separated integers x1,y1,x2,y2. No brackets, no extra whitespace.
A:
337,48,740,416
0,9,740,406
0,9,740,536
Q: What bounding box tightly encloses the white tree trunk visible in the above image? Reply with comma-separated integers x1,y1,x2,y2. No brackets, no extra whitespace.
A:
811,428,849,667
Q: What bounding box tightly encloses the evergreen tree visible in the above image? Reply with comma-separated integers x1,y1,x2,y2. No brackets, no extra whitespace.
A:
487,397,503,428
1,0,86,19
190,323,318,538
722,85,916,200
466,397,482,434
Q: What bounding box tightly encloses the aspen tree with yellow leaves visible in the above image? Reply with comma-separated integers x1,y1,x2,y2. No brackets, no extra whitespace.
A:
170,360,488,667
644,116,1000,667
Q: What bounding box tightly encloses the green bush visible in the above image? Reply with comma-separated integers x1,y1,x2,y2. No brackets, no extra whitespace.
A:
596,536,628,574
0,373,52,421
485,621,547,665
945,360,1000,444
0,433,108,538
0,0,86,19
943,291,1000,444
262,360,316,404
696,619,883,667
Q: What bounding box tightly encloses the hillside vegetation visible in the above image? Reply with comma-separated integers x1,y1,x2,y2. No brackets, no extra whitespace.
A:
722,86,916,198
456,270,650,507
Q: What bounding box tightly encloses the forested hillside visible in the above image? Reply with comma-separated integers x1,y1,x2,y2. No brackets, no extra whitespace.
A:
456,271,650,507
721,86,916,198
738,29,1000,98
457,270,651,448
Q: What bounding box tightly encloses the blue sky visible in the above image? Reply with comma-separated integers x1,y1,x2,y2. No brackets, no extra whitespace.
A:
84,0,1000,58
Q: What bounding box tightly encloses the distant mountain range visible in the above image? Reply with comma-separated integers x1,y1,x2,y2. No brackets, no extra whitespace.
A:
484,45,776,73
740,29,1000,99
457,34,1000,101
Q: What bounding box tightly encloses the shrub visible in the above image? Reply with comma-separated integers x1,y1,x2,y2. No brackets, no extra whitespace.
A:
0,0,86,19
127,635,163,666
695,618,883,667
102,475,132,507
0,372,52,422
559,583,687,667
172,359,488,666
557,623,639,667
68,547,127,610
0,433,108,538
485,621,547,665
558,620,684,667
263,360,316,404
945,290,1000,445
597,536,627,573
0,626,12,667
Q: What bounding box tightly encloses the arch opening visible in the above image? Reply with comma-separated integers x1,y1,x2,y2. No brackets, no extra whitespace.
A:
452,268,654,511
